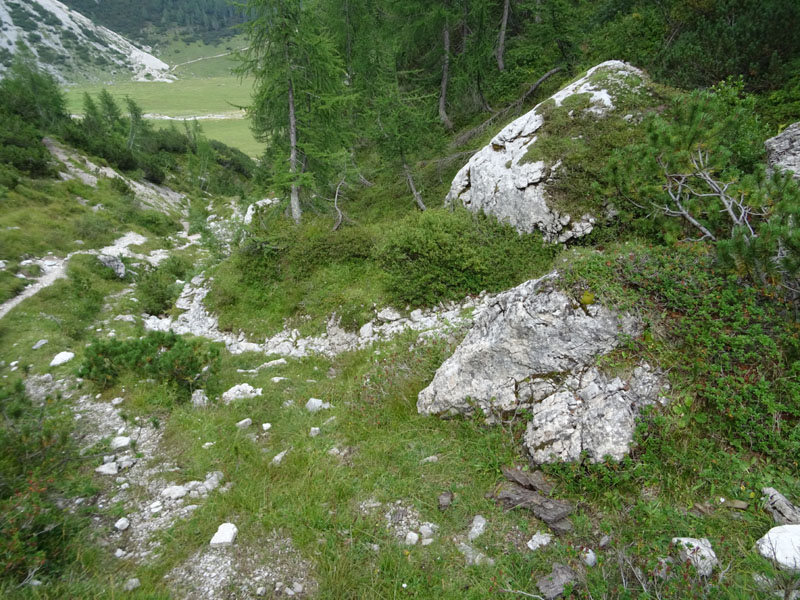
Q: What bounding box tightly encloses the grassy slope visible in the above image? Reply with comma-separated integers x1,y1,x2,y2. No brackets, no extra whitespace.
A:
2,69,799,600
63,38,264,157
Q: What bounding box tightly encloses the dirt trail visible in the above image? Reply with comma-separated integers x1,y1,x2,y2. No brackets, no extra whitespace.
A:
0,232,147,322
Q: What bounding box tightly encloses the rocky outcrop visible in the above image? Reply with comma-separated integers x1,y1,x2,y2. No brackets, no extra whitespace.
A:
766,122,800,180
446,60,649,242
418,273,667,463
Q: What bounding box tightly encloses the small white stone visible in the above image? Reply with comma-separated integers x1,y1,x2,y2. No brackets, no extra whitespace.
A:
292,583,304,593
404,531,419,545
110,436,130,450
305,398,332,413
236,418,253,429
271,377,288,383
256,587,266,596
272,449,289,465
210,523,238,547
50,351,75,367
309,427,321,437
123,578,140,591
191,389,208,407
161,485,188,500
467,515,487,541
32,339,48,350
262,423,272,432
526,532,552,551
582,548,597,567
95,462,118,476
419,524,435,539
114,548,126,558
115,517,130,531
672,537,718,577
202,442,215,449
103,454,116,464
111,397,124,406
422,538,434,546
420,455,439,464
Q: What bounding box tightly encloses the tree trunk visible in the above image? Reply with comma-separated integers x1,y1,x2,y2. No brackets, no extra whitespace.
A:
286,46,301,225
404,163,426,211
439,21,453,130
497,0,510,71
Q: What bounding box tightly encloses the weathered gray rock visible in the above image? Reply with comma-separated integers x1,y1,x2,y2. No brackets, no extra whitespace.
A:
672,537,718,577
457,542,495,566
32,339,48,350
418,274,663,463
537,563,577,599
114,517,130,531
467,515,487,542
305,398,332,413
524,363,665,463
446,60,647,241
221,383,262,404
98,254,126,278
756,524,800,571
763,488,800,525
110,436,130,450
766,122,800,180
123,578,141,591
191,389,208,407
95,462,119,476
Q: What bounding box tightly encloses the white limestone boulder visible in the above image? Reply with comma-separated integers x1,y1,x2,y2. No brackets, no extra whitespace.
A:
446,60,649,242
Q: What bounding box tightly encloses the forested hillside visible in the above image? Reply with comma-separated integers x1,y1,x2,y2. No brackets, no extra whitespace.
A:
61,0,246,43
2,1,800,599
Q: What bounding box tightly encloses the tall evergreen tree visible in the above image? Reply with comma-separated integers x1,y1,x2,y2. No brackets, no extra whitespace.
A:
241,0,353,224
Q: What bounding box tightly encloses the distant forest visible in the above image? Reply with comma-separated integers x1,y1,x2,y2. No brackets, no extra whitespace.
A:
61,0,245,43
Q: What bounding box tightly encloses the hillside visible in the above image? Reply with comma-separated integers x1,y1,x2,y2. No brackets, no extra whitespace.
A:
1,1,800,598
0,0,171,82
61,0,246,44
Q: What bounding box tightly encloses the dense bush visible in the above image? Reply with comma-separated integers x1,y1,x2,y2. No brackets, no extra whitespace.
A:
377,208,557,306
137,255,191,316
563,244,800,466
0,380,88,585
79,331,220,400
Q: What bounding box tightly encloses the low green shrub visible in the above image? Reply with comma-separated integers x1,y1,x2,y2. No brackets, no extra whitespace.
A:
137,255,190,316
0,380,89,586
376,208,557,306
79,331,220,400
562,243,800,466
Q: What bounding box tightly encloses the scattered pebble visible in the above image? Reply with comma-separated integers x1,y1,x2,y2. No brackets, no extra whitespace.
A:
114,517,130,531
236,418,253,429
123,578,141,591
272,449,289,465
32,339,48,350
110,436,131,450
309,427,320,437
262,423,272,432
420,455,439,464
404,531,420,545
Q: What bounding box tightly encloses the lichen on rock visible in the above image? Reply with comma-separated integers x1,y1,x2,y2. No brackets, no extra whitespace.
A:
446,60,665,242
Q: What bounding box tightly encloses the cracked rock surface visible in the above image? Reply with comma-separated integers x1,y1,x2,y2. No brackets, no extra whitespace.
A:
418,273,667,463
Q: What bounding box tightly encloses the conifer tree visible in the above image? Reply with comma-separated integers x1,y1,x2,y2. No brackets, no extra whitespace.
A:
241,0,353,224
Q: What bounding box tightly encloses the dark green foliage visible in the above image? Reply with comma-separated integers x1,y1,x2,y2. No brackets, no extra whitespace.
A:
0,380,89,585
137,255,191,316
377,208,557,306
61,0,246,44
563,244,800,466
79,331,220,400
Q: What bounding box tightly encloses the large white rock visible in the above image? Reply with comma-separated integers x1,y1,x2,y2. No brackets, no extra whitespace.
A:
766,122,800,181
418,273,664,463
209,522,238,547
756,524,800,571
672,537,718,577
446,60,646,241
50,351,75,367
110,436,130,450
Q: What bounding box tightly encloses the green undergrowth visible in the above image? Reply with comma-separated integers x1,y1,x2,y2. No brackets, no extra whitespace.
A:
559,242,800,467
0,176,181,264
206,207,558,338
520,69,673,218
